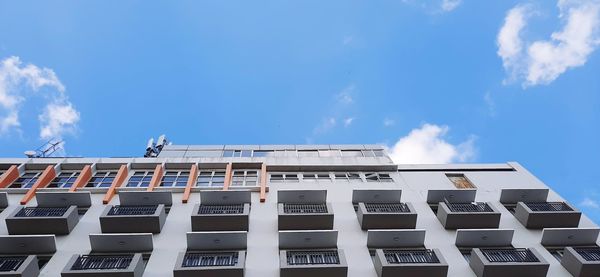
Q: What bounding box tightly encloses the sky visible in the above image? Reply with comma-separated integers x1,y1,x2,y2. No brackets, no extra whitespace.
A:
0,0,599,222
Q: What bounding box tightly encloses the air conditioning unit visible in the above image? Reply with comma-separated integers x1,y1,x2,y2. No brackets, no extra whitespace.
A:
192,191,251,231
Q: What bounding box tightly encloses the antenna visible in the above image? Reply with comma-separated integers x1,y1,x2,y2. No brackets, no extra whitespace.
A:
144,134,168,157
24,139,64,158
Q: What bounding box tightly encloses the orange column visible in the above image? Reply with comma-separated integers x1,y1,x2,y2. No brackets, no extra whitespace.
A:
102,165,128,204
260,163,267,202
182,164,198,204
222,163,233,191
146,164,164,192
20,165,56,205
0,165,20,188
69,165,92,192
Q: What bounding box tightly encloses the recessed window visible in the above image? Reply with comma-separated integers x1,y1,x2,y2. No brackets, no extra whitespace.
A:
8,171,42,188
196,170,226,187
302,172,332,181
47,171,80,188
270,173,299,182
231,170,259,187
223,150,253,157
253,150,275,157
87,171,118,188
126,170,154,187
365,172,393,182
446,173,476,189
160,171,189,187
341,150,363,157
333,172,362,182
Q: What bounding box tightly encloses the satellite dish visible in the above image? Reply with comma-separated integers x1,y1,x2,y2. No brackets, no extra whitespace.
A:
24,150,37,158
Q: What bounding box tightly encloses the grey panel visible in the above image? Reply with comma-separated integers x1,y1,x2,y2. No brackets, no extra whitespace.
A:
352,189,402,204
455,229,514,247
119,191,173,206
279,230,338,249
200,191,251,205
367,229,426,248
426,189,476,204
0,192,7,208
278,190,327,204
89,233,153,253
186,231,247,251
0,235,56,254
499,188,549,204
541,228,600,246
36,192,92,208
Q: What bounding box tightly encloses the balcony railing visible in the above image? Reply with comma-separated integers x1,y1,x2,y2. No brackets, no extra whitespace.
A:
283,203,328,214
71,255,133,270
0,256,26,272
383,249,440,264
107,205,157,216
525,202,573,212
447,202,493,213
14,207,69,217
198,204,245,215
364,203,411,213
286,251,340,265
182,252,239,267
481,249,539,263
574,247,600,261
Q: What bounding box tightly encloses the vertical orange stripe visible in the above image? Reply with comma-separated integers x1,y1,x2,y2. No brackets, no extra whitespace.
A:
69,165,92,192
222,163,232,191
260,163,267,202
182,164,198,204
146,164,164,192
102,165,128,204
0,165,20,188
20,165,56,205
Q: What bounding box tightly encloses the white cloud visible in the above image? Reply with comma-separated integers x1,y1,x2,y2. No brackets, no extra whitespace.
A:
497,0,600,86
383,118,395,127
0,56,79,139
441,0,462,12
343,117,355,127
387,123,476,164
336,85,355,104
580,197,600,209
313,117,336,135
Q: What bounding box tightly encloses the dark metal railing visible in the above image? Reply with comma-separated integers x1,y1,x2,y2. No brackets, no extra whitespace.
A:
14,207,69,217
525,202,573,212
384,249,440,264
0,256,26,272
447,202,494,213
286,251,340,265
283,203,328,214
364,203,411,213
481,248,539,263
182,252,239,267
108,205,158,216
198,204,245,215
71,255,133,270
575,247,600,261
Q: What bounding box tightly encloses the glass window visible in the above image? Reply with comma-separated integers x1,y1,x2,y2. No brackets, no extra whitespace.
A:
230,170,260,187
373,150,386,157
253,150,275,157
269,172,300,182
222,150,234,157
302,172,331,181
86,171,118,188
341,150,363,157
365,172,394,182
160,170,190,187
48,171,80,188
362,150,376,157
126,170,154,187
196,170,226,187
8,171,42,188
333,172,362,182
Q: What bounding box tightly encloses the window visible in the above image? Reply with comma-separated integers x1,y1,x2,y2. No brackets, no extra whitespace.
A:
341,150,363,157
231,170,259,187
302,172,331,181
333,172,362,182
253,150,274,157
361,149,387,157
297,150,319,157
160,171,189,187
365,172,393,182
222,150,252,157
196,170,226,187
446,174,476,189
8,171,42,188
126,171,154,187
47,171,80,188
87,171,117,188
270,173,299,182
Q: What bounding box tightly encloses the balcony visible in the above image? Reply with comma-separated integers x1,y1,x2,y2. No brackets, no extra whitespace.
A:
5,206,79,235
61,254,145,277
280,249,347,277
192,204,250,231
0,255,39,277
278,203,334,230
174,251,245,277
436,202,501,229
514,202,581,229
373,249,448,277
469,248,549,277
357,203,417,230
560,247,600,277
100,204,167,233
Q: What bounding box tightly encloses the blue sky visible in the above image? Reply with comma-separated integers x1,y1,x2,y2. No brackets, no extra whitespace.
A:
1,0,599,222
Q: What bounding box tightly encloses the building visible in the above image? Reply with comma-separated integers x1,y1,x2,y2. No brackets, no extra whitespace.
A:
0,144,598,277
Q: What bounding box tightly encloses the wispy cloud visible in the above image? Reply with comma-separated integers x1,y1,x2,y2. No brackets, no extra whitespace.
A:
308,84,357,141
312,117,336,135
581,197,600,209
383,118,395,127
497,0,600,87
0,56,80,139
484,91,496,117
441,0,462,12
386,123,476,164
343,117,355,127
336,84,355,104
